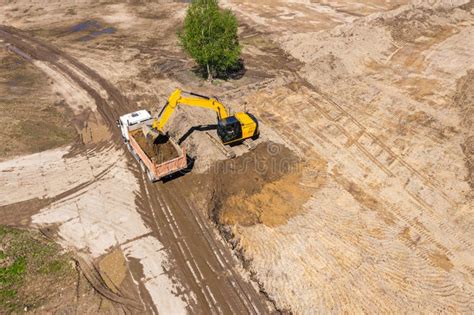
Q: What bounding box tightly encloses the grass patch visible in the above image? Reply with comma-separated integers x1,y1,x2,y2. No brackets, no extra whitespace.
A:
0,226,75,313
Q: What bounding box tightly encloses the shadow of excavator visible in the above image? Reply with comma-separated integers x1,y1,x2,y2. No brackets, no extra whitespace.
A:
177,124,217,145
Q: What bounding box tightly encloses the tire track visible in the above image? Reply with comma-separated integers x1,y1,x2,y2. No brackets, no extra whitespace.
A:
251,86,474,285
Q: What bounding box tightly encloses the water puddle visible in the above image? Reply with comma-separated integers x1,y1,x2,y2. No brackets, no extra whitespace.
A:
70,20,116,41
79,27,116,41
70,20,101,32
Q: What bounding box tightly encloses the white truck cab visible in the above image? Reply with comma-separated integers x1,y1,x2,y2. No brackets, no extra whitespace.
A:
118,110,152,141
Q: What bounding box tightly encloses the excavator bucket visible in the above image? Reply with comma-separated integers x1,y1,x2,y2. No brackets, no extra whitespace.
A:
141,125,168,144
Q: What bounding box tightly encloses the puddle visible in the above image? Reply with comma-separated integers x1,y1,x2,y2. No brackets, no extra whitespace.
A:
70,20,116,41
79,27,116,41
70,20,101,32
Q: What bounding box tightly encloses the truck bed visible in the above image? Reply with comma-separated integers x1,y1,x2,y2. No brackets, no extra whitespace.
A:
131,129,179,163
127,126,187,181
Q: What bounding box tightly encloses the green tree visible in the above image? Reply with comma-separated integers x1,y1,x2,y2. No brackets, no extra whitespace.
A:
179,0,241,80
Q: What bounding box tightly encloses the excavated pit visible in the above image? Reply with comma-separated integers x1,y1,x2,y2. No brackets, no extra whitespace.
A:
132,130,179,164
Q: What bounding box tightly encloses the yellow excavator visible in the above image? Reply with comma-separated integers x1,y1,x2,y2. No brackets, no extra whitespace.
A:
144,89,259,145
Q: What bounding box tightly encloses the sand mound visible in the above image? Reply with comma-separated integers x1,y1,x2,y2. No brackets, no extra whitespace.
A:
208,142,326,227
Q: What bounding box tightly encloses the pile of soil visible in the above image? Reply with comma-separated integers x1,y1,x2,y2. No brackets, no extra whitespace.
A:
208,142,311,227
384,8,440,43
132,130,179,164
211,142,298,194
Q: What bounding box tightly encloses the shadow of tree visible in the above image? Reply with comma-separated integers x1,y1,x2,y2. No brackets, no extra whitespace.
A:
191,58,246,81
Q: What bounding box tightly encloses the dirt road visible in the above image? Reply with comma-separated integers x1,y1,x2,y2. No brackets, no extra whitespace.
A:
0,25,270,313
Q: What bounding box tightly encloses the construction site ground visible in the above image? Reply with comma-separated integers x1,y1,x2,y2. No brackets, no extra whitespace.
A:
0,0,473,313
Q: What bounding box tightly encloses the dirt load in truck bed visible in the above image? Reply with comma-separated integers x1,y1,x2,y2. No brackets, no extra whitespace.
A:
132,129,179,164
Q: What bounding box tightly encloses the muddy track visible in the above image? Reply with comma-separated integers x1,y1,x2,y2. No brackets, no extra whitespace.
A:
135,168,270,314
73,255,143,311
0,26,270,313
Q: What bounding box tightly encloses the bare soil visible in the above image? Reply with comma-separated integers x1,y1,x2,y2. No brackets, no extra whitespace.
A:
207,142,324,227
211,143,294,225
0,52,77,159
0,3,272,313
132,130,179,164
384,7,445,43
1,0,473,313
454,70,474,189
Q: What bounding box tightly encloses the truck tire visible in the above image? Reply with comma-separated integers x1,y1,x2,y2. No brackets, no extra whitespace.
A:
147,170,158,182
128,145,140,162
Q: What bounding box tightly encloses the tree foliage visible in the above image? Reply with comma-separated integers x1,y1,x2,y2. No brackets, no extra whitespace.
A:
179,0,241,80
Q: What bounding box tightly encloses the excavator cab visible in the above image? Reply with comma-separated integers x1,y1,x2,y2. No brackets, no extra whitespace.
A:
217,116,242,144
217,112,258,144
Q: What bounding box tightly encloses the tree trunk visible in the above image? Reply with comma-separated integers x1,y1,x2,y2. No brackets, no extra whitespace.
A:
207,64,212,81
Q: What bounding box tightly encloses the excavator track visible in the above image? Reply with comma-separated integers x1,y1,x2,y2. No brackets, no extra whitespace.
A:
206,131,237,159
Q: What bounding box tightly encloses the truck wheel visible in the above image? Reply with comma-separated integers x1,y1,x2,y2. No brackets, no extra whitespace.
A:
147,170,157,182
128,146,140,162
127,143,139,161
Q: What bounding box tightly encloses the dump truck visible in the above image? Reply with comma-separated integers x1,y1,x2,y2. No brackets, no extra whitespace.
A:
117,110,187,182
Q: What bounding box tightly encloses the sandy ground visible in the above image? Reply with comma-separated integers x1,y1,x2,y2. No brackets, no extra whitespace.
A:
217,0,474,313
1,0,473,313
0,50,76,159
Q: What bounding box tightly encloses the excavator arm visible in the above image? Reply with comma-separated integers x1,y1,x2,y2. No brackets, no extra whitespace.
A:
143,88,257,146
152,89,229,132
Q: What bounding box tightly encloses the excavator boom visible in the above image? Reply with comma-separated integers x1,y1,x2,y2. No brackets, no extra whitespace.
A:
152,89,229,132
